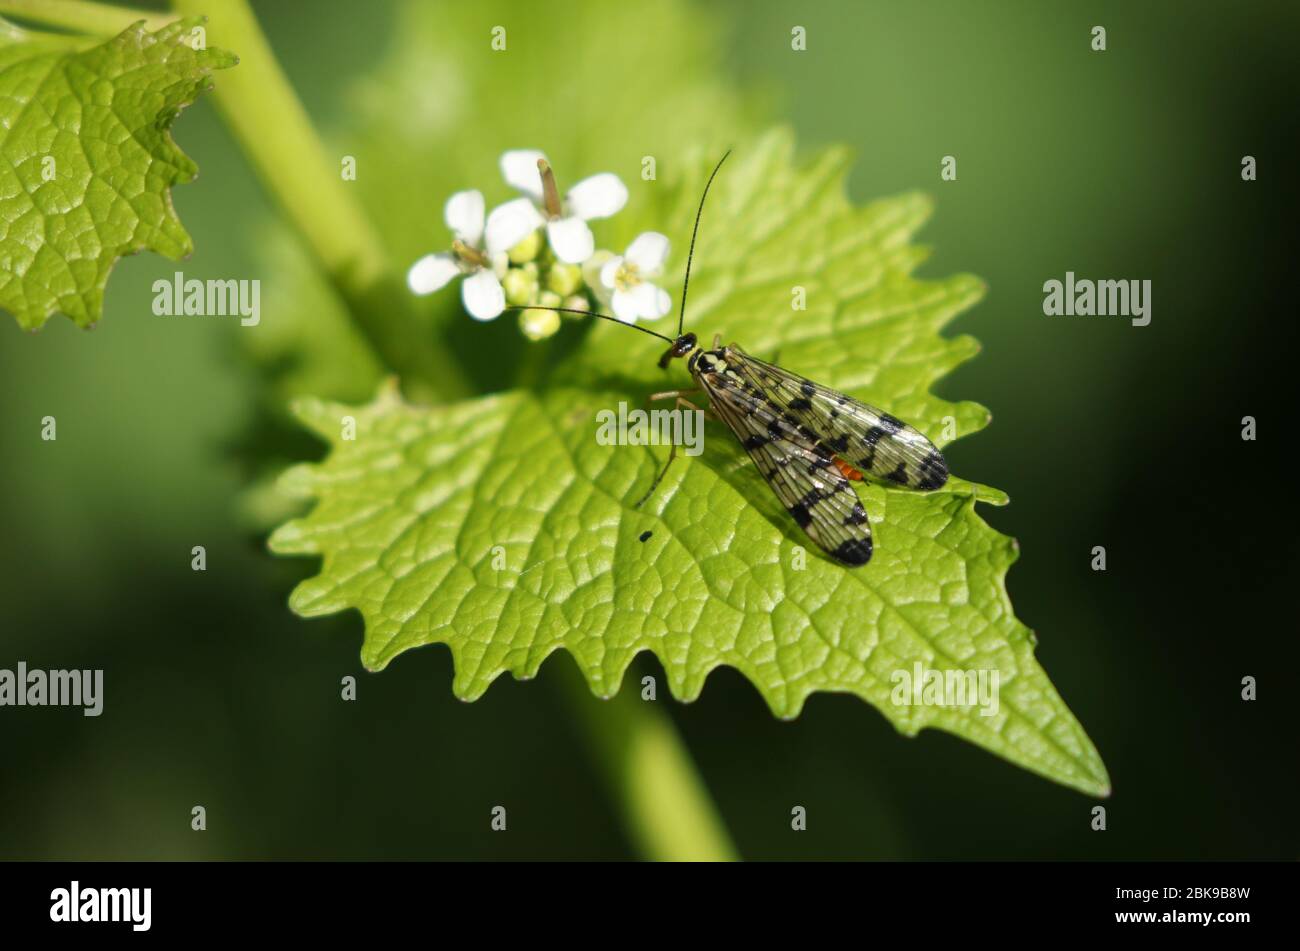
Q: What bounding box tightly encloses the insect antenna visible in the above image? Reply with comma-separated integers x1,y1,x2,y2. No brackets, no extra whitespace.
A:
502,305,675,343
676,149,731,337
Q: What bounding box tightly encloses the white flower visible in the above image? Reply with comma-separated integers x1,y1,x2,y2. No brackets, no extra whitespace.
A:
597,232,672,323
407,189,525,321
499,149,628,264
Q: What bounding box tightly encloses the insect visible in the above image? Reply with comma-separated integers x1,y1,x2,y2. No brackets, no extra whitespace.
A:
512,152,948,566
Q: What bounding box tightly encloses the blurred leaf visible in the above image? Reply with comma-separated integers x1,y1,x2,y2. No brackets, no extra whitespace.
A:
271,132,1109,797
0,17,234,330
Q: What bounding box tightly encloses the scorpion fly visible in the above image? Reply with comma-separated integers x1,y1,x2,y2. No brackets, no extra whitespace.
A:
510,151,948,566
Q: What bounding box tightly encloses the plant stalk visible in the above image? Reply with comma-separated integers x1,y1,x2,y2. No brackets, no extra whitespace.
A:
0,0,171,33
166,0,470,402
553,660,739,862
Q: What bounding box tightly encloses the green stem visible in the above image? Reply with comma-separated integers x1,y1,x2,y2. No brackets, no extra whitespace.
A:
553,660,739,862
165,0,471,403
0,0,171,33
515,338,551,390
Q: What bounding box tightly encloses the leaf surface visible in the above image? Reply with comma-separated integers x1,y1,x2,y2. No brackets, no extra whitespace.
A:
0,18,234,329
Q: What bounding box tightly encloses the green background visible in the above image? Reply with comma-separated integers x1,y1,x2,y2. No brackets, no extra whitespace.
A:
0,0,1294,859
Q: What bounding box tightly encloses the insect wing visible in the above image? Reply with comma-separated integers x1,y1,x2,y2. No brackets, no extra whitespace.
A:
699,367,874,566
727,346,949,490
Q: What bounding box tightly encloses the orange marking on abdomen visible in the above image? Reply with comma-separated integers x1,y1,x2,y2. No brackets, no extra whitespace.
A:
834,458,864,481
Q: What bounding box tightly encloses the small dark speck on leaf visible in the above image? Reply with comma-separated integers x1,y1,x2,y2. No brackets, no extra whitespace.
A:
639,531,653,543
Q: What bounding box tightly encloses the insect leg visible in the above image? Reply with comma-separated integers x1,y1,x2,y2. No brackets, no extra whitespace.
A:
645,387,699,409
634,396,708,507
645,387,713,420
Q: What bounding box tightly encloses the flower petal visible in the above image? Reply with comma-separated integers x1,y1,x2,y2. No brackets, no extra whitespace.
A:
444,189,485,246
624,231,669,276
461,269,505,321
649,285,672,319
583,251,615,305
625,281,671,320
485,198,544,256
582,250,614,289
500,149,547,202
565,173,627,221
610,288,641,324
407,253,460,295
546,216,595,264
598,256,624,290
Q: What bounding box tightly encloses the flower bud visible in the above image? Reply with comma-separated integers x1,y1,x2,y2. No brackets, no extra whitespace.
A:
519,307,561,341
507,229,543,264
561,295,590,316
546,262,582,297
502,266,538,306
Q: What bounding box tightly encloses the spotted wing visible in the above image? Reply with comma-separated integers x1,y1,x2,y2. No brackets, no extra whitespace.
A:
698,365,874,566
726,345,948,490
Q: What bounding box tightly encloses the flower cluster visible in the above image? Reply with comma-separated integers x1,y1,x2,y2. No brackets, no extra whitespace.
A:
407,150,672,340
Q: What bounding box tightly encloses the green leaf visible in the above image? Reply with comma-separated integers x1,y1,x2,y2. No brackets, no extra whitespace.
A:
0,17,235,330
270,131,1110,798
